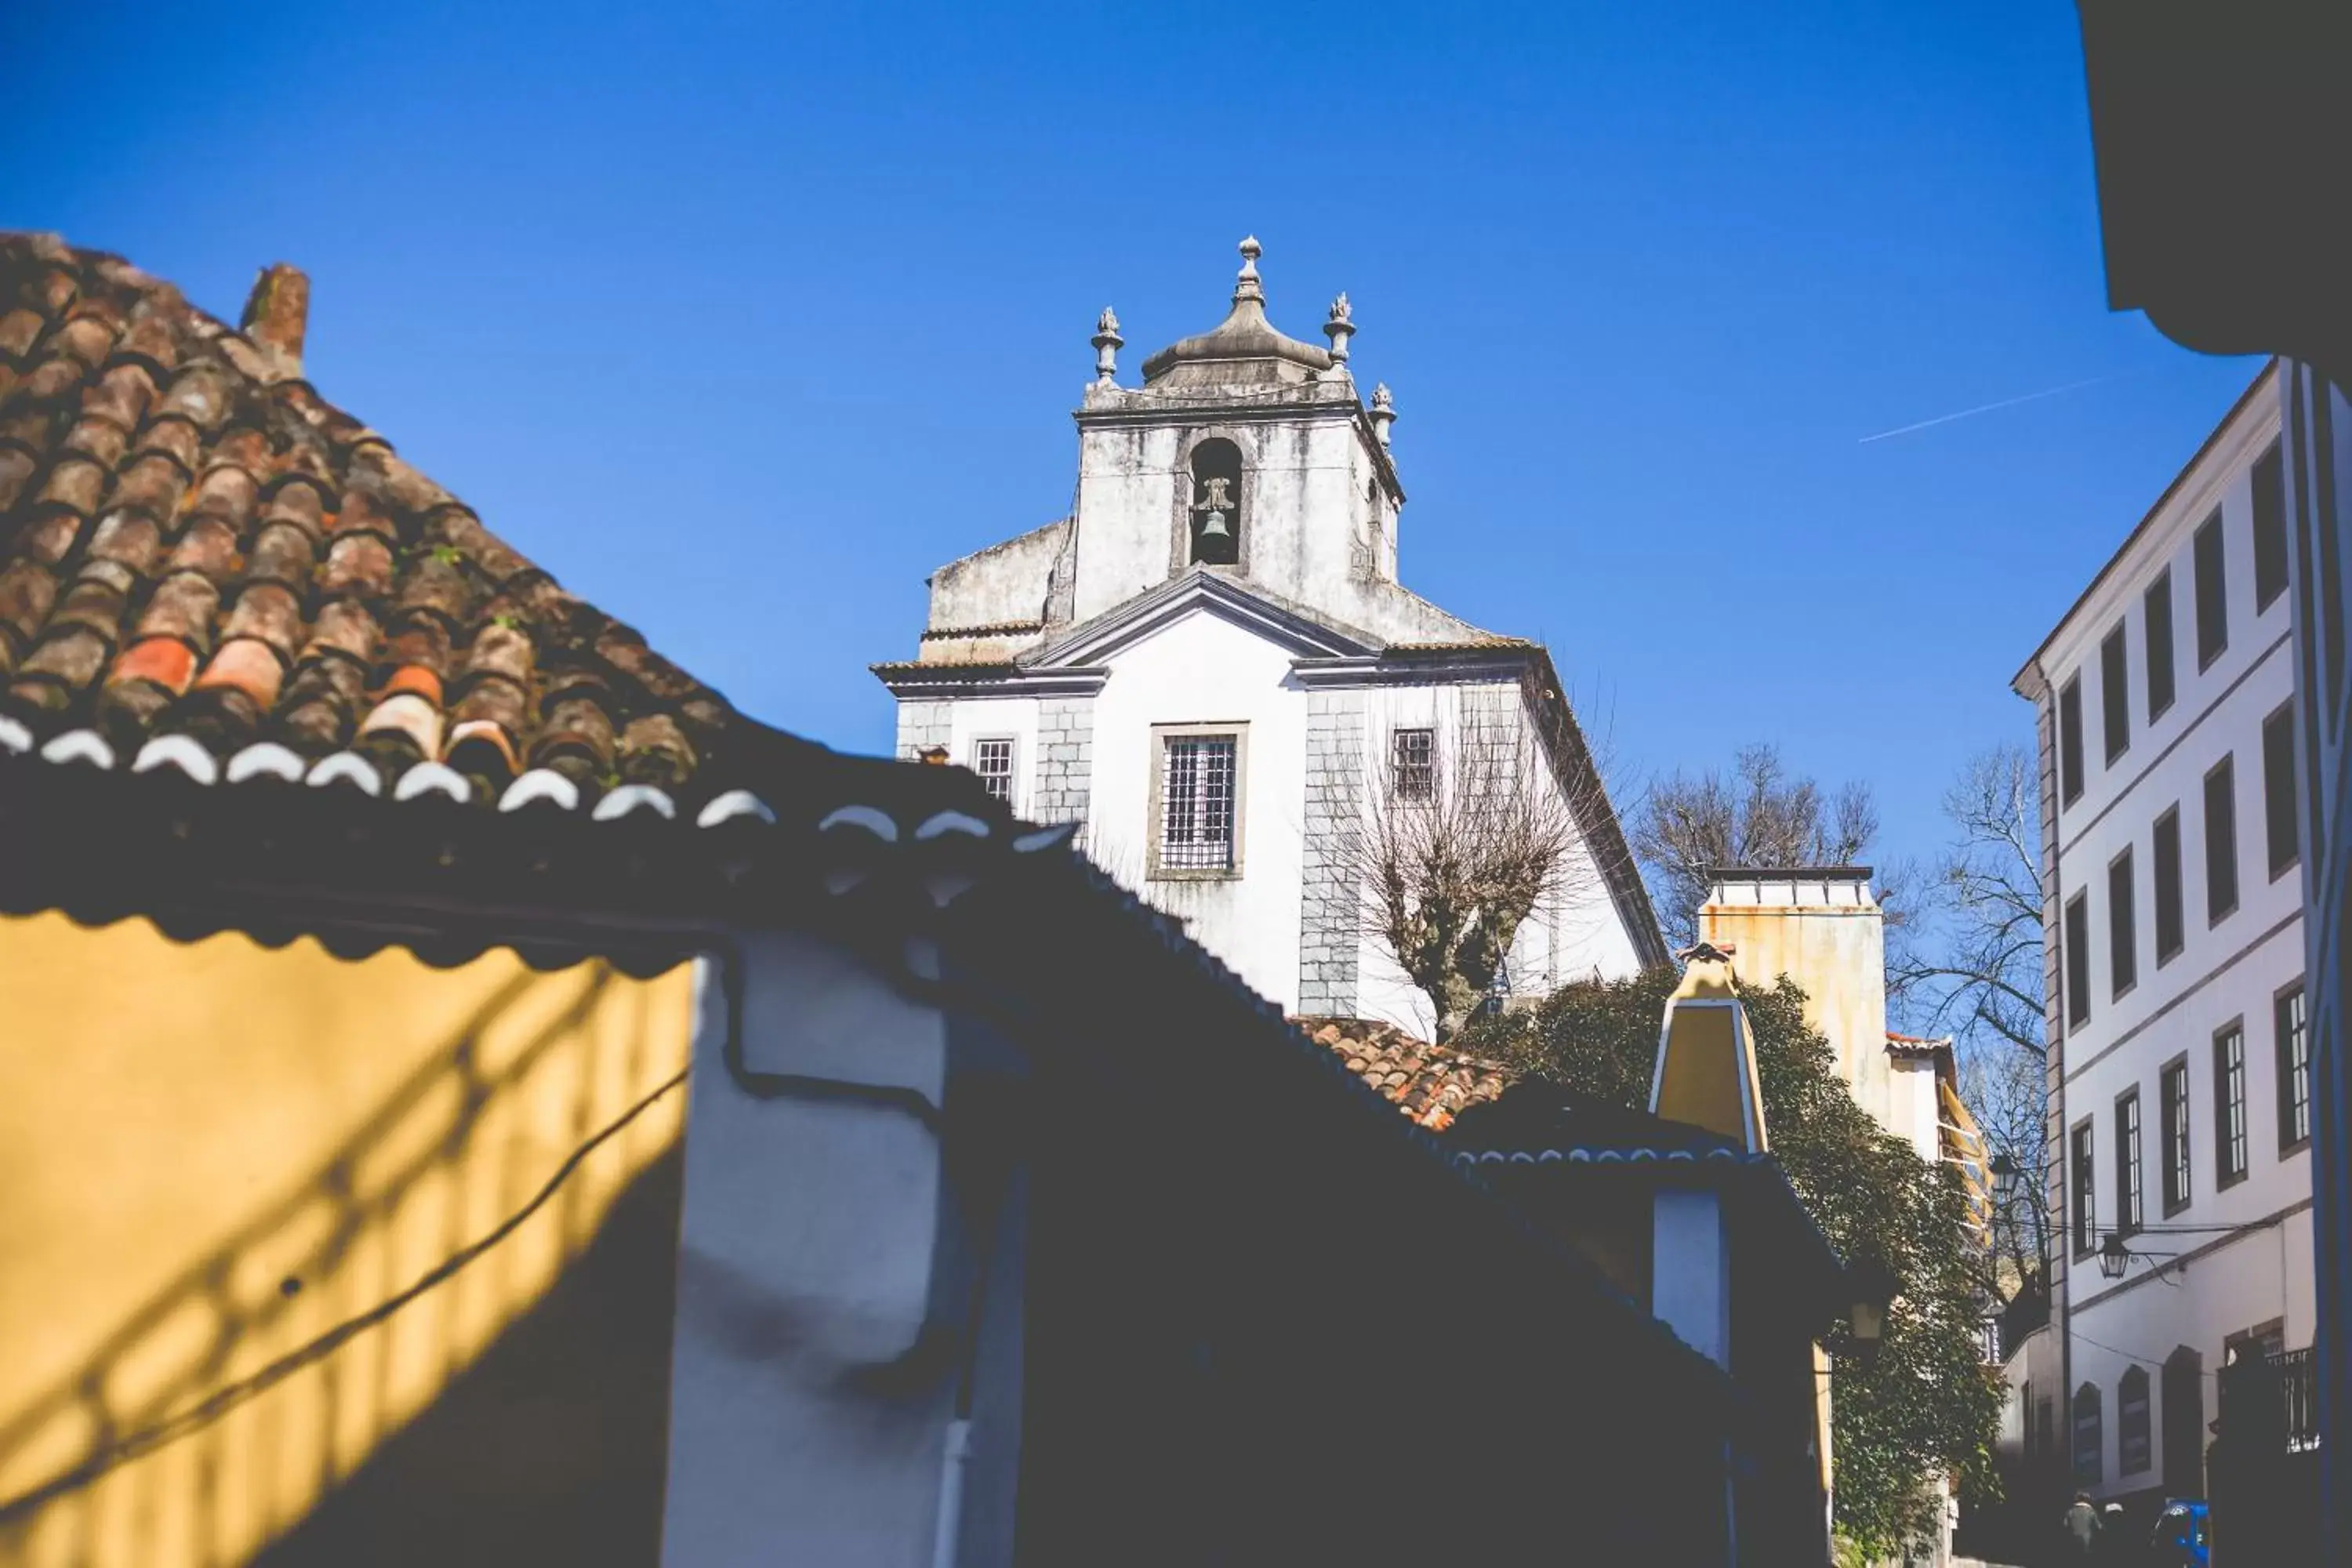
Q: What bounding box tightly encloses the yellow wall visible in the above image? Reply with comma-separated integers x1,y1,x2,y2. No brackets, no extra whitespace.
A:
1699,898,1892,1127
0,913,695,1567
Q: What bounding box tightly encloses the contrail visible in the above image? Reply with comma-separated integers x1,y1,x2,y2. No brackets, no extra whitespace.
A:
1858,372,2124,444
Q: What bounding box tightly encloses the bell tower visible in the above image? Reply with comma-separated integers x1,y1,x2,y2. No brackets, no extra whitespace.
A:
1068,238,1405,630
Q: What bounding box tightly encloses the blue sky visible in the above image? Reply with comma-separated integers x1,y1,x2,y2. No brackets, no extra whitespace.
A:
5,1,2263,874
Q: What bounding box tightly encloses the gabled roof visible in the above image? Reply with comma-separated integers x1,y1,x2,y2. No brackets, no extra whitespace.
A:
0,234,744,801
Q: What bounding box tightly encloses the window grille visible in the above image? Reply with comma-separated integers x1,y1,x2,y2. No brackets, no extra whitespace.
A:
974,738,1015,804
1392,728,1435,801
1160,735,1238,871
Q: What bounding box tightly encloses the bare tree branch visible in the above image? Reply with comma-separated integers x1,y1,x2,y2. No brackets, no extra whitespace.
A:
1632,742,1894,949
1337,693,1607,1041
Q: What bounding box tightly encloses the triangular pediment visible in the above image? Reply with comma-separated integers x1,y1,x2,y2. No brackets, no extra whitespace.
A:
1022,570,1381,669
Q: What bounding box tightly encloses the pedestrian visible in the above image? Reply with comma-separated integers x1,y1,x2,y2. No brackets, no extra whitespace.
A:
2063,1490,2103,1558
2097,1501,2128,1563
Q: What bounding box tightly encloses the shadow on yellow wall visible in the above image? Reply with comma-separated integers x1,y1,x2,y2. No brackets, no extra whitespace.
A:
0,913,695,1567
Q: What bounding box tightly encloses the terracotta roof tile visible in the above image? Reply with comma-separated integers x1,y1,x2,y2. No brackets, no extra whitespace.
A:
1297,1015,1518,1132
0,233,752,796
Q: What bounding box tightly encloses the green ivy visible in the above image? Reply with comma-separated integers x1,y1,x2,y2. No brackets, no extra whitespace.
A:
1462,969,2005,1557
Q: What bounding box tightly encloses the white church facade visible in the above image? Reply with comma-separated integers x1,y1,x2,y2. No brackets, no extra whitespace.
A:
876,240,1665,1029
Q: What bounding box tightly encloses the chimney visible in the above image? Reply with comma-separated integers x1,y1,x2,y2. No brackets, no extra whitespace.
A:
1650,942,1768,1152
1697,866,1889,1120
240,262,309,382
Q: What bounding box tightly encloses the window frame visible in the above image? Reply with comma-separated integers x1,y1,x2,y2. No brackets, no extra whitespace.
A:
2253,439,2288,612
1389,726,1436,804
2205,754,2239,927
2145,568,2177,721
2118,1364,2154,1476
2060,674,2086,807
2065,891,2092,1032
2108,847,2137,1000
2215,1018,2249,1189
2263,699,2299,880
2194,508,2230,672
2071,1117,2098,1260
2277,981,2311,1155
1145,722,1248,880
2101,622,2131,765
970,734,1018,808
2154,805,2185,965
2161,1054,2194,1217
2115,1087,2143,1240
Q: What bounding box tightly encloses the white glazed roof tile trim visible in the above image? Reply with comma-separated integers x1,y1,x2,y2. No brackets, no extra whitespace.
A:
0,732,1096,866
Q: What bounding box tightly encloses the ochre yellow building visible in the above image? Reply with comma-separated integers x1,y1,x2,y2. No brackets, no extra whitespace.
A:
0,913,693,1566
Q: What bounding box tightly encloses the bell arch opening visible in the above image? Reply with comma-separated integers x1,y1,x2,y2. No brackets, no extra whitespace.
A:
1187,438,1243,567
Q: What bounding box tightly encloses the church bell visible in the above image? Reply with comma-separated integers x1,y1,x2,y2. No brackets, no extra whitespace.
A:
1192,475,1236,547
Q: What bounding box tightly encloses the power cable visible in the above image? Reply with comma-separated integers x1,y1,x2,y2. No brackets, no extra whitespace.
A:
0,1065,690,1525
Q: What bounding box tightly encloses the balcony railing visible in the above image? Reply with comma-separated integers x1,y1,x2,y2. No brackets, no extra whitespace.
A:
2279,1347,2321,1452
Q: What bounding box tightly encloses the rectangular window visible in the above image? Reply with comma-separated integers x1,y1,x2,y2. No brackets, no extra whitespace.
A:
2205,755,2239,925
2195,509,2230,670
2154,806,2185,964
1390,727,1435,802
972,736,1015,804
2065,891,2092,1031
2216,1022,2249,1186
2161,1056,2193,1214
2145,568,2177,720
2254,439,2288,611
2108,848,2136,999
2071,1120,2097,1258
2264,701,2299,879
2278,985,2310,1152
2060,676,2085,807
2116,1088,2143,1238
2101,623,2131,764
1152,729,1241,875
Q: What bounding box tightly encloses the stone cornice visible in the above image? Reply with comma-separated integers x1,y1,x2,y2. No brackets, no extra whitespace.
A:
1288,648,1537,688
872,665,1109,701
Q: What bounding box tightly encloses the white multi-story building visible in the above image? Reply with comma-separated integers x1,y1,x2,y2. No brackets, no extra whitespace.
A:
2014,360,2317,1511
875,239,1664,1028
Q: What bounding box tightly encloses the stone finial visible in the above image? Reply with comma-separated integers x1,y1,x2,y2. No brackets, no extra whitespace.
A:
1322,292,1355,366
1233,235,1265,306
1091,307,1124,387
1370,381,1396,448
239,262,309,382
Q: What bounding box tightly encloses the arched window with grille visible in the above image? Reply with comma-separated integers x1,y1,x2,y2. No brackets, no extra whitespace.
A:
2118,1365,2152,1475
2074,1382,2104,1484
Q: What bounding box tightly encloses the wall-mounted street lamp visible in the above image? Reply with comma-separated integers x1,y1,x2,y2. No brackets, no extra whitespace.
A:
1847,1256,1899,1370
2097,1230,2182,1283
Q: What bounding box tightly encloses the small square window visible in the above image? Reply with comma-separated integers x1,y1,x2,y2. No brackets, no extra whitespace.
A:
1391,728,1435,802
1151,726,1244,877
972,737,1016,804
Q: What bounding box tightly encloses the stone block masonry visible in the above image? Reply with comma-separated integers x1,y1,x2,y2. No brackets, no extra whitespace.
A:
1033,699,1094,826
1299,690,1365,1015
895,700,953,760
